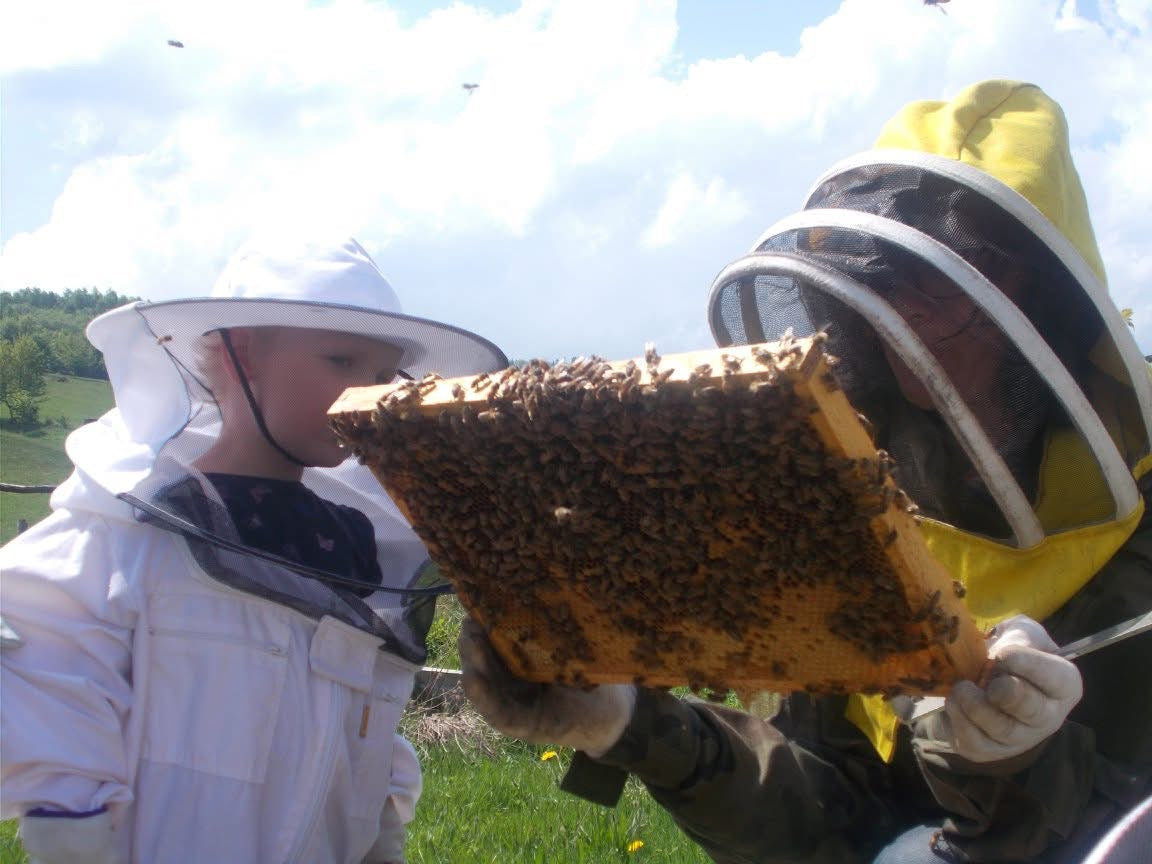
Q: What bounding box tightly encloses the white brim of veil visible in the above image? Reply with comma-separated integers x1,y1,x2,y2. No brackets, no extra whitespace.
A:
53,237,507,577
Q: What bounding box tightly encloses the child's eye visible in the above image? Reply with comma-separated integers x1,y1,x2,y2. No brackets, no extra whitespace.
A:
328,356,354,369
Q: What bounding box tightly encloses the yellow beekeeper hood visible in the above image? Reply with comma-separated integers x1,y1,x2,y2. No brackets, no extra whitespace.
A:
705,80,1152,759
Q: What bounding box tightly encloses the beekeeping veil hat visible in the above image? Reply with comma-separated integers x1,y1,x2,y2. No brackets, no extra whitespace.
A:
52,234,509,663
705,81,1152,758
86,234,506,462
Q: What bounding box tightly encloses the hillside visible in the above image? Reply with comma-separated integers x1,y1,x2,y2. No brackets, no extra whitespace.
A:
0,375,113,544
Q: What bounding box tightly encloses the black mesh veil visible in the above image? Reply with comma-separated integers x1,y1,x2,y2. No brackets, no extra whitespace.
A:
708,159,1143,544
112,355,448,668
72,241,511,670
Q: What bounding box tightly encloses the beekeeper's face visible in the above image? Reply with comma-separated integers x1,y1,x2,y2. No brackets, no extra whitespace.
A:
880,257,1023,414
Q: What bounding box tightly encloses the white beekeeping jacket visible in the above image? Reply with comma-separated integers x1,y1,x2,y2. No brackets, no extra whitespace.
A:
1,412,428,863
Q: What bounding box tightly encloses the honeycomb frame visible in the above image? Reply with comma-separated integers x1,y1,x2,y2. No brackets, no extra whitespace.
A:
330,337,986,696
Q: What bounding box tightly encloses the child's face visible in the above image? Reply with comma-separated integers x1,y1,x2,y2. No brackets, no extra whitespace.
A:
247,328,404,468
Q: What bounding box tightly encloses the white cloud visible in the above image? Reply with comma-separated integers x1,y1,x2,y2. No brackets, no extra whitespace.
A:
643,172,749,248
2,0,1150,359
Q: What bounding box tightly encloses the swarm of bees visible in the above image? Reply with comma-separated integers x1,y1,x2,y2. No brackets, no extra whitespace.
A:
330,336,985,696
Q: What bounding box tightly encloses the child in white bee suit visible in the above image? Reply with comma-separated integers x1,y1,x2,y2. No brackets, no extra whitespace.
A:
0,236,507,863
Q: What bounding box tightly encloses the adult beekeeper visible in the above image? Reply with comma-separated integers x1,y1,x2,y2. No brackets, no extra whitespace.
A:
459,80,1152,863
0,236,507,863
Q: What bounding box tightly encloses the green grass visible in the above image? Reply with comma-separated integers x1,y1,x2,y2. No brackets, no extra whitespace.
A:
0,823,24,864
426,593,468,668
407,740,710,863
34,375,114,426
0,375,112,544
0,430,73,543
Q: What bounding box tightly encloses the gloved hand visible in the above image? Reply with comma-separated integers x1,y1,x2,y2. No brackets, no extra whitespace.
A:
21,807,124,864
458,616,636,756
941,614,1082,763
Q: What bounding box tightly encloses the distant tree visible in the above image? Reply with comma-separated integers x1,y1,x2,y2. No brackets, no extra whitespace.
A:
48,330,103,377
0,335,48,424
0,286,138,380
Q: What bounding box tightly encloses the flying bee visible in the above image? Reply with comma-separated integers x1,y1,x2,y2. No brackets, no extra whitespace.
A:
912,589,942,623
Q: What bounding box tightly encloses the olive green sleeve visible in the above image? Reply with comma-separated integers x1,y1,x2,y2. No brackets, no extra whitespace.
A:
564,689,891,864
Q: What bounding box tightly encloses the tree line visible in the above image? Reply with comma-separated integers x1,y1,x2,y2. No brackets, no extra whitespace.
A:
1,287,138,425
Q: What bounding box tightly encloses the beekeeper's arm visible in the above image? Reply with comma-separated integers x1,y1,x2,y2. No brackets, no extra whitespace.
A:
1,513,139,863
458,616,873,864
912,523,1152,860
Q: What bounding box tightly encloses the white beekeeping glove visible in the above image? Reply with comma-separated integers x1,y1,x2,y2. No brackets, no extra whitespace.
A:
459,617,636,757
941,615,1083,763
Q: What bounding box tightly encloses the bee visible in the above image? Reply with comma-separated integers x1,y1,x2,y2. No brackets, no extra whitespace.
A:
751,345,775,366
418,375,442,396
156,334,174,345
644,342,660,368
912,589,942,623
946,615,960,644
451,383,466,402
924,0,949,12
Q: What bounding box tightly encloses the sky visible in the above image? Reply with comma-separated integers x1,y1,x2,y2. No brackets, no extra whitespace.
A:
2,0,1150,361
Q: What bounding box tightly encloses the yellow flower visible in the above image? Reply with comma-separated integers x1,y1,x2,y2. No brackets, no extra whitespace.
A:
627,840,645,853
540,750,558,761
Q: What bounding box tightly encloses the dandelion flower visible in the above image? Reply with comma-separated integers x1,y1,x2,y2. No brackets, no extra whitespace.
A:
627,840,645,853
540,750,558,761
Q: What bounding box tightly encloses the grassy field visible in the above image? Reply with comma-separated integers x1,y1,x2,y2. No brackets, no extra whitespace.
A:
0,376,104,861
0,375,113,544
406,738,712,863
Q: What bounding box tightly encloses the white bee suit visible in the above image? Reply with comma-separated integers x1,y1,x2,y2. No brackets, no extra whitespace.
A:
2,403,431,864
0,237,508,863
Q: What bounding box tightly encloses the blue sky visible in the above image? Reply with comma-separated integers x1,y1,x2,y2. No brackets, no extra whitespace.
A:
2,0,1150,359
384,0,847,59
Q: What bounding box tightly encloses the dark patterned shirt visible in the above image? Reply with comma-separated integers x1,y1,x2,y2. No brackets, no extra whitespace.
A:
204,473,383,594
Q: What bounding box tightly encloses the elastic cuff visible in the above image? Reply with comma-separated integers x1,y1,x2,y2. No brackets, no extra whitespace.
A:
21,805,123,864
25,807,108,819
592,689,707,790
560,751,629,807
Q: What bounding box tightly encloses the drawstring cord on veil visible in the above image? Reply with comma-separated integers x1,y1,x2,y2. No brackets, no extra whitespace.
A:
219,329,311,468
217,329,414,468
